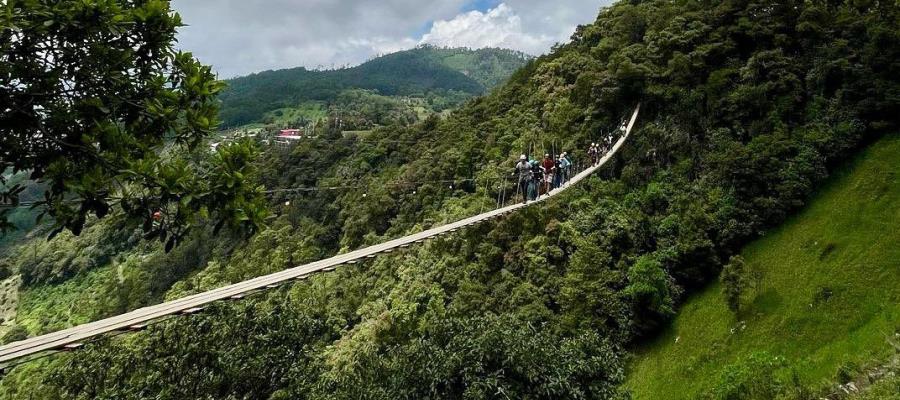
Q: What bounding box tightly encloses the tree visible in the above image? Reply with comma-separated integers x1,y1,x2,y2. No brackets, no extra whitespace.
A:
0,0,265,246
721,255,747,316
625,254,676,334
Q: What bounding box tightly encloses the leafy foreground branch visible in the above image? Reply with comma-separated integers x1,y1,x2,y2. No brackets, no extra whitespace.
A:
0,0,267,245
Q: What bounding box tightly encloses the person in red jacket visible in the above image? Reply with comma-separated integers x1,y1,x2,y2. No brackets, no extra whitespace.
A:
542,154,555,194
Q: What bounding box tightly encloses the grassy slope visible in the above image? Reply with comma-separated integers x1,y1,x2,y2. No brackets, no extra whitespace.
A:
15,266,115,334
263,102,328,126
854,373,900,399
626,135,900,399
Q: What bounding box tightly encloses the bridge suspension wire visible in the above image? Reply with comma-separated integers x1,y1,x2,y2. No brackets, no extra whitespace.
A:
0,162,548,210
2,118,613,210
0,105,640,367
0,176,520,209
0,139,597,210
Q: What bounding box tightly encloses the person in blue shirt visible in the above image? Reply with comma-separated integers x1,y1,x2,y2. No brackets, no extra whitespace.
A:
559,152,571,185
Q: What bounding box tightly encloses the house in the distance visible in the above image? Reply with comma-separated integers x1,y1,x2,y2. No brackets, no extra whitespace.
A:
278,129,305,140
272,128,311,148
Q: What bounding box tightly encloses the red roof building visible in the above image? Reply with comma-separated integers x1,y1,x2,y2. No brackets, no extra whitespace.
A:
278,129,305,140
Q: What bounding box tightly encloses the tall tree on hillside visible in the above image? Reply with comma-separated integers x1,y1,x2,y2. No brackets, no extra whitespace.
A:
720,255,748,316
0,0,266,248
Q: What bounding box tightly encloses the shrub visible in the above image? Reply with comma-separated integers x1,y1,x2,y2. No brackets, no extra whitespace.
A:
721,255,748,316
706,352,806,400
0,326,28,345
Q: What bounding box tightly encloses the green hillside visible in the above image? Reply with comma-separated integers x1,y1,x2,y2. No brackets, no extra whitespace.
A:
218,46,530,127
627,135,900,399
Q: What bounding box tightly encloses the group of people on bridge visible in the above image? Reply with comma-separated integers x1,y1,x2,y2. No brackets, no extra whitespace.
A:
513,123,625,204
514,153,572,204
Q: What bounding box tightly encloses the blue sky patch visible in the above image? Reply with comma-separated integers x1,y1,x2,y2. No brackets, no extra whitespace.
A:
461,0,502,13
413,20,435,39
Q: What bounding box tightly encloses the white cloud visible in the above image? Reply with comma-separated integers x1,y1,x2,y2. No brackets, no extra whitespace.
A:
419,3,551,54
172,0,611,78
173,0,469,77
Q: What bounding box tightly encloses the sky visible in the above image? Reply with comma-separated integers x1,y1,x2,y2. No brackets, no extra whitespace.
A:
171,0,612,78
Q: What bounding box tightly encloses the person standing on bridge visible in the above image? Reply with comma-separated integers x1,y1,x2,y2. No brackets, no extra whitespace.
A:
559,152,571,185
589,143,599,166
553,154,564,189
542,154,555,194
530,159,543,200
514,155,532,204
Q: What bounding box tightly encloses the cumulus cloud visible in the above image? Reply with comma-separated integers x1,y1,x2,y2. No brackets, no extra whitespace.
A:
172,0,610,78
420,0,612,55
420,4,550,54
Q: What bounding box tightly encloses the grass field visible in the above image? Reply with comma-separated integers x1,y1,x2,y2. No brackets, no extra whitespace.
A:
626,135,900,399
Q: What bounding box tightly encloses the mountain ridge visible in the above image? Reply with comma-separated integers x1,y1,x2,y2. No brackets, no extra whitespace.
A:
218,46,531,127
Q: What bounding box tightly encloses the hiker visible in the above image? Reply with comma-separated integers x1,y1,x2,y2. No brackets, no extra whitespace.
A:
559,152,571,185
553,154,564,189
526,160,539,200
588,143,599,166
531,159,544,199
514,155,531,204
542,154,555,193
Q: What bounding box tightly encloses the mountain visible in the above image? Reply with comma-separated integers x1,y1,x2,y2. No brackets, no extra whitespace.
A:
1,0,899,398
217,46,531,127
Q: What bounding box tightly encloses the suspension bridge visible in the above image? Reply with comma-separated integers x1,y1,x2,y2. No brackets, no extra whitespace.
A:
0,105,641,366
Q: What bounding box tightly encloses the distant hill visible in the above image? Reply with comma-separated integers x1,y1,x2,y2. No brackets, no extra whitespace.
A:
218,46,531,127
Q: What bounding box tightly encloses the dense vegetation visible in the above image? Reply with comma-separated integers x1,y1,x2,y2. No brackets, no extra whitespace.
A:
218,46,531,127
0,0,898,399
627,135,900,399
0,0,265,243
